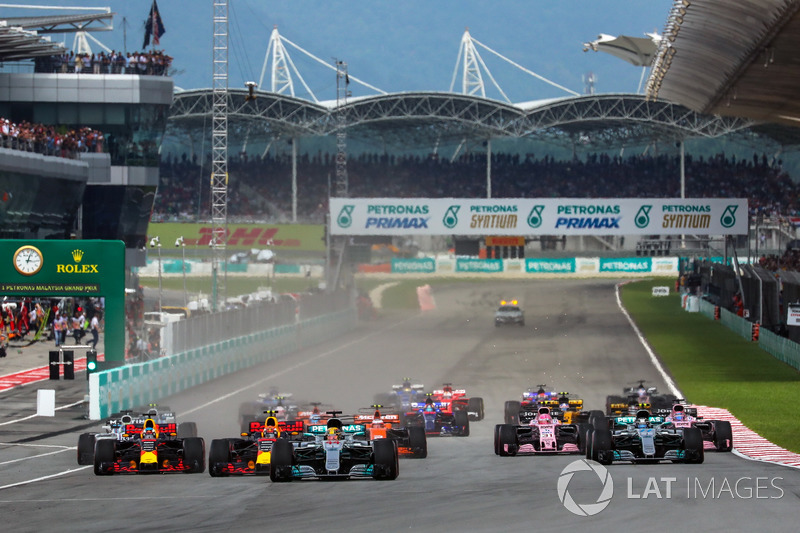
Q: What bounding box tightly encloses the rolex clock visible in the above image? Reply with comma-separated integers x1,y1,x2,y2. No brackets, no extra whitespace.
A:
13,245,43,276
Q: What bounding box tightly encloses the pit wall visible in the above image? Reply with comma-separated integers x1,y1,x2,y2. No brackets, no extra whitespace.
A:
88,309,356,420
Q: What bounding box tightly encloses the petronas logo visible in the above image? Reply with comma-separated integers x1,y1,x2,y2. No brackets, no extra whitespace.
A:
635,205,652,229
443,205,460,229
721,205,737,228
527,205,544,228
337,205,354,228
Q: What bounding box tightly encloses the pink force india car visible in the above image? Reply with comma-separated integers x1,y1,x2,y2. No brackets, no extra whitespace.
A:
494,406,587,456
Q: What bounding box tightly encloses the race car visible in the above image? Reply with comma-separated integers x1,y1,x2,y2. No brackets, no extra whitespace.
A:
93,416,206,475
606,380,677,415
504,385,560,424
653,402,733,452
495,300,524,327
353,406,427,458
78,405,197,465
585,408,704,465
268,412,399,481
238,389,299,432
374,378,426,414
429,383,485,421
404,396,470,437
208,414,306,476
494,406,588,456
295,402,334,426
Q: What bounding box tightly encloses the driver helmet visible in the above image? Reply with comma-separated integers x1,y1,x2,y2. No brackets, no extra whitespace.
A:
537,413,553,424
327,427,341,441
424,397,435,410
371,418,384,429
672,404,685,421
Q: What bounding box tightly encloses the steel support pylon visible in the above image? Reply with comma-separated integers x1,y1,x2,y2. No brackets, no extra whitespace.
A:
335,60,349,198
211,0,229,311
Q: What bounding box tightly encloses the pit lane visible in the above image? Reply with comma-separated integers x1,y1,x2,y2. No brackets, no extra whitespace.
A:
1,279,798,532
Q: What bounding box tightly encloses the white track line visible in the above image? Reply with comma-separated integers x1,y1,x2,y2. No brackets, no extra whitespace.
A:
0,447,74,466
0,399,86,427
615,281,683,398
0,466,91,491
182,314,419,416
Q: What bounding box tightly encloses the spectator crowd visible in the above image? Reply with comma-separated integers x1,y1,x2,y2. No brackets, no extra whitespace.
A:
0,116,104,158
34,49,172,76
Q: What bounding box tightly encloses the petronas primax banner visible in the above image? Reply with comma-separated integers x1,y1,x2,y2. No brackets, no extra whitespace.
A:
330,198,748,236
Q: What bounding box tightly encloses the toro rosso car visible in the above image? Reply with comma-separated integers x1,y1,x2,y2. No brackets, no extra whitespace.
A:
404,397,470,437
269,412,399,481
93,417,206,475
78,406,197,465
606,380,677,415
494,406,587,456
353,406,427,458
430,384,485,421
654,402,733,452
374,378,426,413
208,415,306,476
586,409,704,465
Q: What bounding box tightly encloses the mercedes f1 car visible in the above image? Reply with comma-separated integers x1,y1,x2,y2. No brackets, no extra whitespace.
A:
586,409,704,465
404,397,470,437
494,406,587,456
354,406,427,458
208,415,306,476
269,412,399,481
93,417,206,475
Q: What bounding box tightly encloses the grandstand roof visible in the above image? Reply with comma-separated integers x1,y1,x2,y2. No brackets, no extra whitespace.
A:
647,0,800,127
168,90,754,151
3,12,114,33
0,22,64,60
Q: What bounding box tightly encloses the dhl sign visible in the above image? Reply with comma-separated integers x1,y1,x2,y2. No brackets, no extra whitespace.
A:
146,223,324,251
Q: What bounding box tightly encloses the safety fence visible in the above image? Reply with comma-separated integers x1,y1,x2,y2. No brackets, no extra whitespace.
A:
694,298,800,371
89,305,356,420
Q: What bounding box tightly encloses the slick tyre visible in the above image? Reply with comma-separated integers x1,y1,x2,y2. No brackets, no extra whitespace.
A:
588,410,607,430
183,437,206,473
683,427,705,464
372,439,399,480
77,433,96,465
407,426,427,458
591,429,613,465
497,424,518,457
93,439,115,476
455,409,470,437
576,423,590,455
208,439,231,477
467,397,485,421
504,401,520,425
713,421,733,452
269,438,294,482
178,421,198,438
584,428,595,460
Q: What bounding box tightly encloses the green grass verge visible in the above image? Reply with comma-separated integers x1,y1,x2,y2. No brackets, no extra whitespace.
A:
621,279,800,453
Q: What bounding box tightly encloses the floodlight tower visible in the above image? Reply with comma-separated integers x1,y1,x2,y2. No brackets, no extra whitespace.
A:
335,60,349,197
211,0,229,311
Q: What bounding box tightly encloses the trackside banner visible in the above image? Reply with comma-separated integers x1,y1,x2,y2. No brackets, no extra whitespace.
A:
329,198,748,236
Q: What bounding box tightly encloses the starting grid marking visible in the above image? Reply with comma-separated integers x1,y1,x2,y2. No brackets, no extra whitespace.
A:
0,354,105,393
695,405,800,469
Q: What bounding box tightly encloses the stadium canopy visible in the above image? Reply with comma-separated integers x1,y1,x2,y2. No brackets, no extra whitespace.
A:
0,21,64,60
3,11,114,33
647,0,800,127
168,90,754,152
583,33,660,67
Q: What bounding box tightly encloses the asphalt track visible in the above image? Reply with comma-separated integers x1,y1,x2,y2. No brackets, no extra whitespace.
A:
1,279,798,533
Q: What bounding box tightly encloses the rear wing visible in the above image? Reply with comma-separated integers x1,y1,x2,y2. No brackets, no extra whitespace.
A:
354,414,401,425
124,421,178,437
307,423,366,435
614,415,664,426
248,419,305,435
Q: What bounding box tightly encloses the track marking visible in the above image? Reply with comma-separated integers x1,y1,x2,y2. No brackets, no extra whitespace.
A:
0,496,217,503
615,281,682,398
0,466,91,491
0,399,86,427
0,447,74,466
0,443,73,449
182,314,420,417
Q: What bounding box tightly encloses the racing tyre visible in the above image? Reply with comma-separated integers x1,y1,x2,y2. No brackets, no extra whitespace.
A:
454,410,470,437
576,423,590,455
467,397,485,421
497,424,518,456
93,439,115,476
208,439,231,477
178,422,198,438
588,410,607,430
77,433,96,465
183,437,206,473
269,438,294,482
591,429,613,465
713,421,733,452
682,427,704,464
504,401,520,425
372,439,399,480
584,429,595,460
494,425,502,455
407,426,427,458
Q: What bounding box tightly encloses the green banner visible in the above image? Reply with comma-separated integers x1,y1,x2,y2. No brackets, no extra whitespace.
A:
455,258,503,273
525,258,576,273
147,222,324,252
599,257,652,272
391,258,436,273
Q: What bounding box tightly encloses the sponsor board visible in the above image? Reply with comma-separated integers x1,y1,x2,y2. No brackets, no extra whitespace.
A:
330,198,747,236
146,222,324,251
526,258,576,273
651,286,670,296
788,305,800,326
455,258,503,273
600,258,652,273
391,258,436,274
